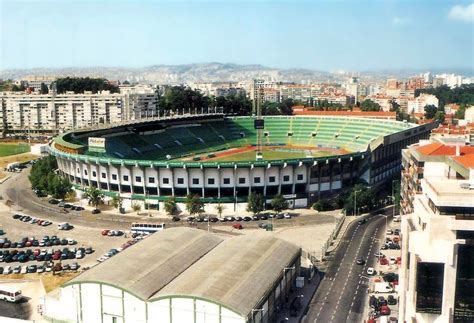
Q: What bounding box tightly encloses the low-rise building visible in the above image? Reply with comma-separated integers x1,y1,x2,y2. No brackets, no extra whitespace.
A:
407,94,439,114
42,228,301,323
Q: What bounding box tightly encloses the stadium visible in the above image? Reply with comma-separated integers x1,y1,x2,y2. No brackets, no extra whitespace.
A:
49,114,436,211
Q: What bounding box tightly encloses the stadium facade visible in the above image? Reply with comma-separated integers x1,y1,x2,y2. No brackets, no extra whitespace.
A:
49,114,436,211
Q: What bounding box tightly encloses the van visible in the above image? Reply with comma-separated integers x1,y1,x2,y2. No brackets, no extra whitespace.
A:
374,282,394,293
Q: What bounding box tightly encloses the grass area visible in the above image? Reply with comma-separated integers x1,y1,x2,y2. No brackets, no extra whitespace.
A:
0,143,30,157
211,148,334,162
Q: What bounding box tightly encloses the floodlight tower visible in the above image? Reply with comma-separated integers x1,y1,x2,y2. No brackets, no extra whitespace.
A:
255,86,264,160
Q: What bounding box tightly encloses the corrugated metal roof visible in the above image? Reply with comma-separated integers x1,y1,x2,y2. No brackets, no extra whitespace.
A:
151,232,301,318
67,228,224,300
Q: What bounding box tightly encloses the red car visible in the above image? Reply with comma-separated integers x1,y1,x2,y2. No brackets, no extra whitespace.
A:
101,229,110,236
232,223,243,230
380,305,391,316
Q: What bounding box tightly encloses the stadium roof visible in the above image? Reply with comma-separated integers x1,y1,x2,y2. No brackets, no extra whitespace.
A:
67,228,224,300
65,228,301,318
152,232,301,317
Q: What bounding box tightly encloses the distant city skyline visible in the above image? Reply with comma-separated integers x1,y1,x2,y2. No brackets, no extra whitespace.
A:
1,0,473,71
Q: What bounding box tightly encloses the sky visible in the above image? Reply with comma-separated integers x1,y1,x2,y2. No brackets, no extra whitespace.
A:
1,0,473,71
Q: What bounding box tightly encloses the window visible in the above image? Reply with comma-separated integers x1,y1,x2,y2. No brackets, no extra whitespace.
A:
223,178,230,185
101,173,106,179
192,178,200,185
177,178,184,185
254,177,261,184
92,171,96,177
297,174,304,181
112,174,117,180
163,178,170,184
123,175,129,181
148,177,155,184
84,170,88,176
238,178,245,184
77,168,80,173
208,178,215,185
283,175,290,182
269,176,276,183
135,176,141,183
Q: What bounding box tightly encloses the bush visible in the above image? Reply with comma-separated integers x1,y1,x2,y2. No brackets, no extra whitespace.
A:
312,199,332,212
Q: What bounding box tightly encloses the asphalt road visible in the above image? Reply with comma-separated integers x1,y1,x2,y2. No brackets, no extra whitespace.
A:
304,212,388,323
0,168,339,232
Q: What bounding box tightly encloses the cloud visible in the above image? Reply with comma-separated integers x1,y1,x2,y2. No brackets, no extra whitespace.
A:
392,17,410,25
448,3,474,22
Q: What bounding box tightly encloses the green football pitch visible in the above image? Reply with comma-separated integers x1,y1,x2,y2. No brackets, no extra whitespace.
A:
0,143,30,157
210,148,334,162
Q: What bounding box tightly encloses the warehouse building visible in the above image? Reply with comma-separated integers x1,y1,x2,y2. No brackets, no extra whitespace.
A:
41,228,301,323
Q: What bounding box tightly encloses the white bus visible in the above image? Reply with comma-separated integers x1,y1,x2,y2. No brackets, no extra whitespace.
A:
0,284,22,302
131,223,165,234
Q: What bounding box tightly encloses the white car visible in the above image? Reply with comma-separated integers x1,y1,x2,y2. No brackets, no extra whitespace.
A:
367,267,375,275
3,266,11,274
389,257,397,265
283,213,291,219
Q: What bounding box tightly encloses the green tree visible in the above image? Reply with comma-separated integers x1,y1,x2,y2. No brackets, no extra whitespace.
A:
83,186,104,210
111,195,123,210
424,104,438,119
270,194,288,214
360,99,381,112
434,110,445,123
246,192,264,215
344,184,376,215
29,155,59,193
164,197,178,216
131,202,142,213
215,203,225,219
185,194,205,217
55,77,119,94
40,82,49,94
312,199,332,212
48,176,72,199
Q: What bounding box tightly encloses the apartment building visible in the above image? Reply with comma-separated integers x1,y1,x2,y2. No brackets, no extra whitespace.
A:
407,94,439,114
0,89,159,134
399,140,474,323
279,84,322,102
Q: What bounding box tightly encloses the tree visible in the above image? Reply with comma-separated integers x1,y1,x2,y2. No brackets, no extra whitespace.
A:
360,99,381,112
424,104,437,119
434,110,445,123
55,77,120,94
215,203,225,219
48,176,73,199
131,202,142,213
83,186,104,210
185,194,205,217
246,192,264,215
270,194,288,214
344,184,376,215
40,82,49,94
164,197,178,216
312,199,332,212
111,195,123,210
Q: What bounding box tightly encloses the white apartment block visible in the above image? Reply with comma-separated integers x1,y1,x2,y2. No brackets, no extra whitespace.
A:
1,90,159,133
279,85,322,102
399,141,474,323
407,94,439,114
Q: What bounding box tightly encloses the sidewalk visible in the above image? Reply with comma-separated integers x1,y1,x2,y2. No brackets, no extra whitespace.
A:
326,215,359,253
274,266,322,323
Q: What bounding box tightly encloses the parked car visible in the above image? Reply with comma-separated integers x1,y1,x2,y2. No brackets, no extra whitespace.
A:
367,267,375,275
232,223,243,230
92,209,101,214
387,295,397,305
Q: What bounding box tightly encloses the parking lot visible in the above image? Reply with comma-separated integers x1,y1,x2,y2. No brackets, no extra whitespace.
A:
364,216,401,322
0,204,135,278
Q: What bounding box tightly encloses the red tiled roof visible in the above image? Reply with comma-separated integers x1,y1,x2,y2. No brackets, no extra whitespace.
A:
452,155,474,169
416,143,474,156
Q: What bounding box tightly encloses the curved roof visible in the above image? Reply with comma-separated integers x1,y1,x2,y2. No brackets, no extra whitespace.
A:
151,232,301,318
66,228,224,300
64,228,301,319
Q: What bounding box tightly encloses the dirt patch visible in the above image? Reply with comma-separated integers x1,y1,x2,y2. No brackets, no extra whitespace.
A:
0,152,37,179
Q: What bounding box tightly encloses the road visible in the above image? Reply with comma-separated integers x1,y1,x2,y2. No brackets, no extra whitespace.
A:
0,168,340,231
304,212,388,323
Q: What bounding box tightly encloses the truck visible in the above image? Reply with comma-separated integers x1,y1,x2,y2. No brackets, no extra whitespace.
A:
374,282,394,293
